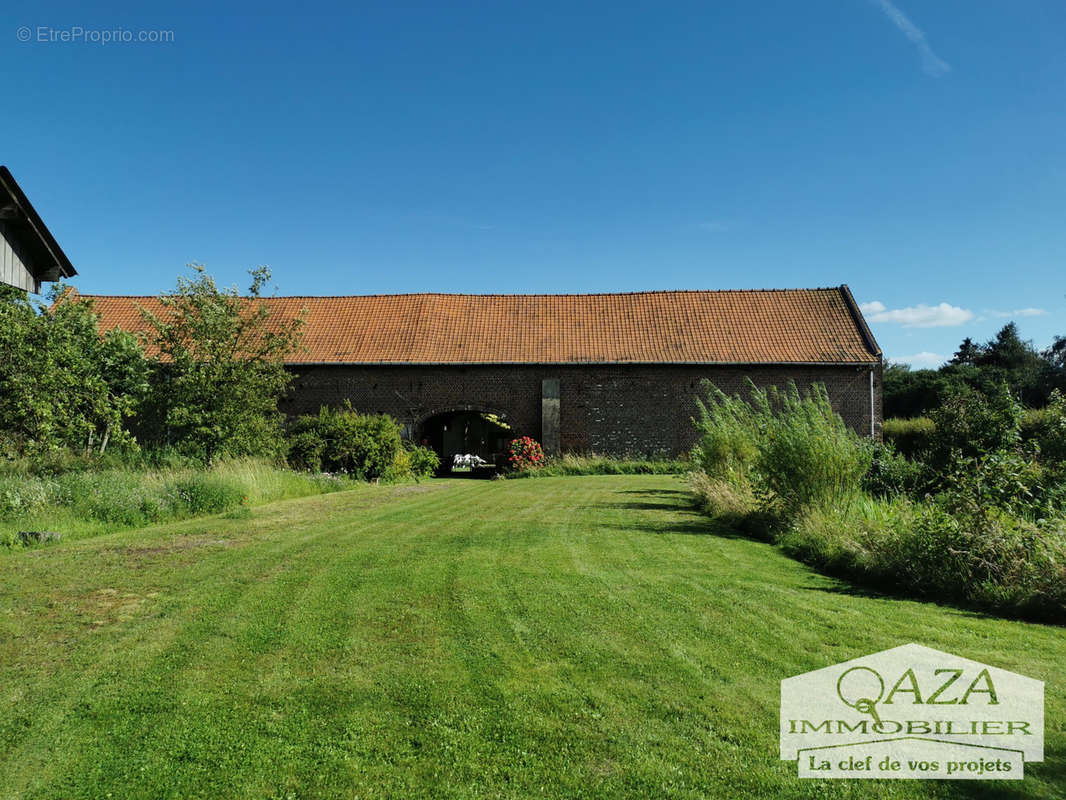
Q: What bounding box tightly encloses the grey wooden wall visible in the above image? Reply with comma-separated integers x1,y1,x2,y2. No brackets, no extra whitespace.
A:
0,223,39,293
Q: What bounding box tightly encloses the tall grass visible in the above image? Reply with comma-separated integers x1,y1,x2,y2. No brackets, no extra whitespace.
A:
694,380,871,512
0,459,351,547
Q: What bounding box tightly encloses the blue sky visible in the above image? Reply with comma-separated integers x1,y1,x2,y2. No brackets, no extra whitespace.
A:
3,0,1064,367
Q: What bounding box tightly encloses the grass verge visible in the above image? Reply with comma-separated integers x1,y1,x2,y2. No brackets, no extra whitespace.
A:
0,459,352,546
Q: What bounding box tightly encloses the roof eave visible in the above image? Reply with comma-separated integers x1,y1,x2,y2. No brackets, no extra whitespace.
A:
0,166,77,281
838,284,881,360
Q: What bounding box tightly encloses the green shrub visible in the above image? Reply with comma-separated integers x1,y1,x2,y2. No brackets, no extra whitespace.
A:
1020,407,1048,444
287,430,326,472
56,471,157,527
695,380,872,512
289,404,404,481
691,379,1066,622
775,495,1066,622
1029,390,1066,467
925,383,1022,477
0,475,56,519
407,444,441,478
863,441,923,498
882,417,934,459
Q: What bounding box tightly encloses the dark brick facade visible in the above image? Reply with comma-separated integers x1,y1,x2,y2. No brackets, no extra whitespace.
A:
281,363,883,457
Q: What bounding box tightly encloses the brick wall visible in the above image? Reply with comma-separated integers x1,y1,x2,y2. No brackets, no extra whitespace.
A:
281,362,882,457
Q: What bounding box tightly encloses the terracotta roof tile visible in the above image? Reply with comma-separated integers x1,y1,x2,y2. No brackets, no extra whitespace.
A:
81,287,880,365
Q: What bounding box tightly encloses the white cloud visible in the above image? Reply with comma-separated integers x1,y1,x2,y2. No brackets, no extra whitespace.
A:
871,0,951,77
860,300,974,328
892,352,947,369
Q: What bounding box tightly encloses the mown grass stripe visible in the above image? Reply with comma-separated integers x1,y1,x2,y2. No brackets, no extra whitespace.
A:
0,476,1063,799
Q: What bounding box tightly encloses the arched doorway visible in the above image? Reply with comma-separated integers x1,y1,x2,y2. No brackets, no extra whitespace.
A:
418,410,512,472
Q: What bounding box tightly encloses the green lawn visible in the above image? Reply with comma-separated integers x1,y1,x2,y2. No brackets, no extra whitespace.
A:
1,475,1063,799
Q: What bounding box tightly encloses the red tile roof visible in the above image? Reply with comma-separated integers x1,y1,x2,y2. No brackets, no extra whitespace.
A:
82,287,880,365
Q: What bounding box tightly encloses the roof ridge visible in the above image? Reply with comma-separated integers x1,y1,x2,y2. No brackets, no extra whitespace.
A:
79,287,843,300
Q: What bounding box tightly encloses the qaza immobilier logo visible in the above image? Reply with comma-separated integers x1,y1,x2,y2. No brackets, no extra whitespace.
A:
780,643,1044,779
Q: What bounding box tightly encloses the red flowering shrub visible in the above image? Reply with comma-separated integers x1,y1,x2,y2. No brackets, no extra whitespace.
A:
507,436,545,471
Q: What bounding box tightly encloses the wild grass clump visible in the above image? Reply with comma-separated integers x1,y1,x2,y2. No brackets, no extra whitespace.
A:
508,453,689,478
694,380,871,513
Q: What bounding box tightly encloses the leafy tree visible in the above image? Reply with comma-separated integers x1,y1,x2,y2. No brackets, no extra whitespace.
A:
0,285,146,455
141,265,304,461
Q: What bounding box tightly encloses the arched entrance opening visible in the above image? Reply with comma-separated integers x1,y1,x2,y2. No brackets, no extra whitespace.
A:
418,410,512,473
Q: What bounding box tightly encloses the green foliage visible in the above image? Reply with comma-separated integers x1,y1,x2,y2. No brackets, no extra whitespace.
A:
777,496,1066,622
0,286,148,456
882,364,957,419
881,416,935,459
863,441,922,497
288,404,404,481
140,265,304,461
405,444,441,478
752,383,872,512
924,382,1023,488
1026,389,1066,467
286,430,327,472
381,445,439,482
169,475,247,515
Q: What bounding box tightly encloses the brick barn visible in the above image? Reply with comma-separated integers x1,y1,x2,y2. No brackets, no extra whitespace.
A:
89,286,882,460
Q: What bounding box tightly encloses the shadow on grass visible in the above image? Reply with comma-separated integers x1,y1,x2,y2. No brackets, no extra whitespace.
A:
595,488,755,538
616,488,691,496
604,500,688,512
804,577,1060,627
